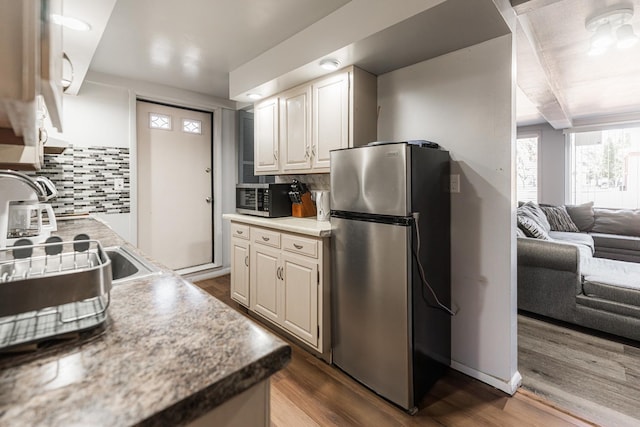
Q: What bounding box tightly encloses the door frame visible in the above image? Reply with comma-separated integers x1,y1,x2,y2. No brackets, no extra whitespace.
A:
129,93,224,271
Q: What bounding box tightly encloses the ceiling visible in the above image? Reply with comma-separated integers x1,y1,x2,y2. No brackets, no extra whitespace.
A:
514,0,640,129
62,0,640,130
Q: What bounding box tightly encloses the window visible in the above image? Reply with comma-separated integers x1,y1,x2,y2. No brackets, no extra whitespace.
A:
149,112,171,130
182,118,202,134
237,109,274,184
569,126,640,209
516,135,539,202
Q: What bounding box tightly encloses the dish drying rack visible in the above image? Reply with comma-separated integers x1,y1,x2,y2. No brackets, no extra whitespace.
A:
0,238,112,352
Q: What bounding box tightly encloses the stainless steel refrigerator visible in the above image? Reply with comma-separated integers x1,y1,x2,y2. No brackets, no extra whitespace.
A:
330,142,451,412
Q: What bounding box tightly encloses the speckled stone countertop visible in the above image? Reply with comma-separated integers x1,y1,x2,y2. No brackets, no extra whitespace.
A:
223,213,332,237
0,216,291,426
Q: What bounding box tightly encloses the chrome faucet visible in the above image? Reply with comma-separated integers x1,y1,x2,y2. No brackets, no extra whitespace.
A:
0,170,52,202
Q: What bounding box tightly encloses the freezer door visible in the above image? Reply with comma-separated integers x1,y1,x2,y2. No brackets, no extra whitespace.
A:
330,144,410,216
331,216,413,409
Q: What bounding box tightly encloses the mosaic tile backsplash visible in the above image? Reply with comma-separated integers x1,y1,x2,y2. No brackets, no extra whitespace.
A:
28,146,130,215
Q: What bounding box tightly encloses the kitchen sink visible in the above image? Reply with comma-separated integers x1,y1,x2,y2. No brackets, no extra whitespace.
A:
104,246,161,284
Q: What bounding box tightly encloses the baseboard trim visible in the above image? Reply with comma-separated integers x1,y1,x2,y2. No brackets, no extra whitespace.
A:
183,267,230,282
450,361,522,395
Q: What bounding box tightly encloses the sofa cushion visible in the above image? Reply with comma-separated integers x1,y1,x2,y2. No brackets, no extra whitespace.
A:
581,256,640,292
582,281,640,308
549,231,595,254
541,205,580,232
591,233,640,251
566,201,595,232
592,208,640,237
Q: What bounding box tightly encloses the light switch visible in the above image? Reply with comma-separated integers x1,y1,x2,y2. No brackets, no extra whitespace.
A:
450,174,460,193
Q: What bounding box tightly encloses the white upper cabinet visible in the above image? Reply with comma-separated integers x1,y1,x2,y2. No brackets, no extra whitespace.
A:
311,72,349,171
0,0,63,170
254,96,280,174
280,85,312,172
253,66,377,176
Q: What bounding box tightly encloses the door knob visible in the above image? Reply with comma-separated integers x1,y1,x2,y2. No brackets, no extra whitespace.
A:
205,197,212,203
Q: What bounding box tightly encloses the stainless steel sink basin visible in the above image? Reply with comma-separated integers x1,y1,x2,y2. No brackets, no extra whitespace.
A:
104,246,161,284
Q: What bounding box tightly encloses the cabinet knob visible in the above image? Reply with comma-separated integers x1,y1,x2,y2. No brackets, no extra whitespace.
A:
262,236,270,241
205,197,213,203
245,256,249,267
205,167,211,173
274,150,278,161
236,230,243,235
293,243,303,249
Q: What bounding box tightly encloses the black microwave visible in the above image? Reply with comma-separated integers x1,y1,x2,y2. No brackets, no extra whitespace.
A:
236,183,292,217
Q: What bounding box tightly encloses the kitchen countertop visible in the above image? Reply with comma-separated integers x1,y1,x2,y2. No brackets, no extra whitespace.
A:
0,216,290,426
223,213,332,237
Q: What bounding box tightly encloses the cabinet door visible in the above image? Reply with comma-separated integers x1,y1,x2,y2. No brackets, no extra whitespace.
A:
254,97,280,174
250,244,282,324
281,252,318,347
312,72,349,171
230,238,250,307
280,85,312,172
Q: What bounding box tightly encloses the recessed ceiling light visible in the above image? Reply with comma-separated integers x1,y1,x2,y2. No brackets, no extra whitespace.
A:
51,14,91,32
247,93,262,100
319,58,340,71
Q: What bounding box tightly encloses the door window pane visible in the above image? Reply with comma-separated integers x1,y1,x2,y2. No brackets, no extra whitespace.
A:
569,127,640,208
182,119,202,134
149,113,172,130
517,136,539,202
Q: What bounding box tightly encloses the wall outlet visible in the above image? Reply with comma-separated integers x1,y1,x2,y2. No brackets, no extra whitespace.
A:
114,178,125,191
450,174,460,193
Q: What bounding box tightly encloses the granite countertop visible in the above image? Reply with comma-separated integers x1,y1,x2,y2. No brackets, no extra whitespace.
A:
0,216,291,426
223,213,332,237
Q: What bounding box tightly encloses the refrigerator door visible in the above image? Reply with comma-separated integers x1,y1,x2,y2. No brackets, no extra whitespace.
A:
330,144,410,216
331,215,413,409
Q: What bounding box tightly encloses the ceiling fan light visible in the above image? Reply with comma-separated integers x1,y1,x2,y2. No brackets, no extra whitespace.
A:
592,22,615,49
616,24,639,49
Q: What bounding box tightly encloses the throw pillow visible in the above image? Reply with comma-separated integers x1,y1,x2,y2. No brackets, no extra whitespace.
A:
518,201,551,233
566,201,595,231
541,205,580,232
517,214,551,240
592,208,640,237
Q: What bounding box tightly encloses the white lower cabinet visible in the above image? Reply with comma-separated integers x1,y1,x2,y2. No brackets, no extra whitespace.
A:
230,223,250,307
251,244,282,324
281,253,318,347
229,221,329,357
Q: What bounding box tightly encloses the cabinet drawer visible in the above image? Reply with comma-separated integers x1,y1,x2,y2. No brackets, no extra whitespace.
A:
251,227,281,248
231,223,250,240
282,234,318,258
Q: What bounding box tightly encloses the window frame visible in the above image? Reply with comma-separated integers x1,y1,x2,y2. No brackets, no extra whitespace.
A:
516,131,541,203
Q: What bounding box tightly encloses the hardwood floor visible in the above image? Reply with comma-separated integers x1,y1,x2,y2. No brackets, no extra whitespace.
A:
196,276,594,426
518,313,640,427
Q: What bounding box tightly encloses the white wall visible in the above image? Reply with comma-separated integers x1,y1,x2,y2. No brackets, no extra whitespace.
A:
377,35,520,393
47,81,133,241
48,76,237,270
518,123,566,205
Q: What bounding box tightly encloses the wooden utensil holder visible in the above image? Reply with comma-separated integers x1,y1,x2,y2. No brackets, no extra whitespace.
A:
292,192,317,218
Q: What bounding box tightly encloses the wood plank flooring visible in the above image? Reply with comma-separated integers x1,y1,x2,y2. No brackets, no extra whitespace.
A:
518,313,640,427
196,276,594,426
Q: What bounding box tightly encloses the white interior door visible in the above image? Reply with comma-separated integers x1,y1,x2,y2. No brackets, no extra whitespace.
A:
137,100,213,270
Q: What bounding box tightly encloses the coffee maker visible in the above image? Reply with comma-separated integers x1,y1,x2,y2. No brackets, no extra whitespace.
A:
0,170,57,248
